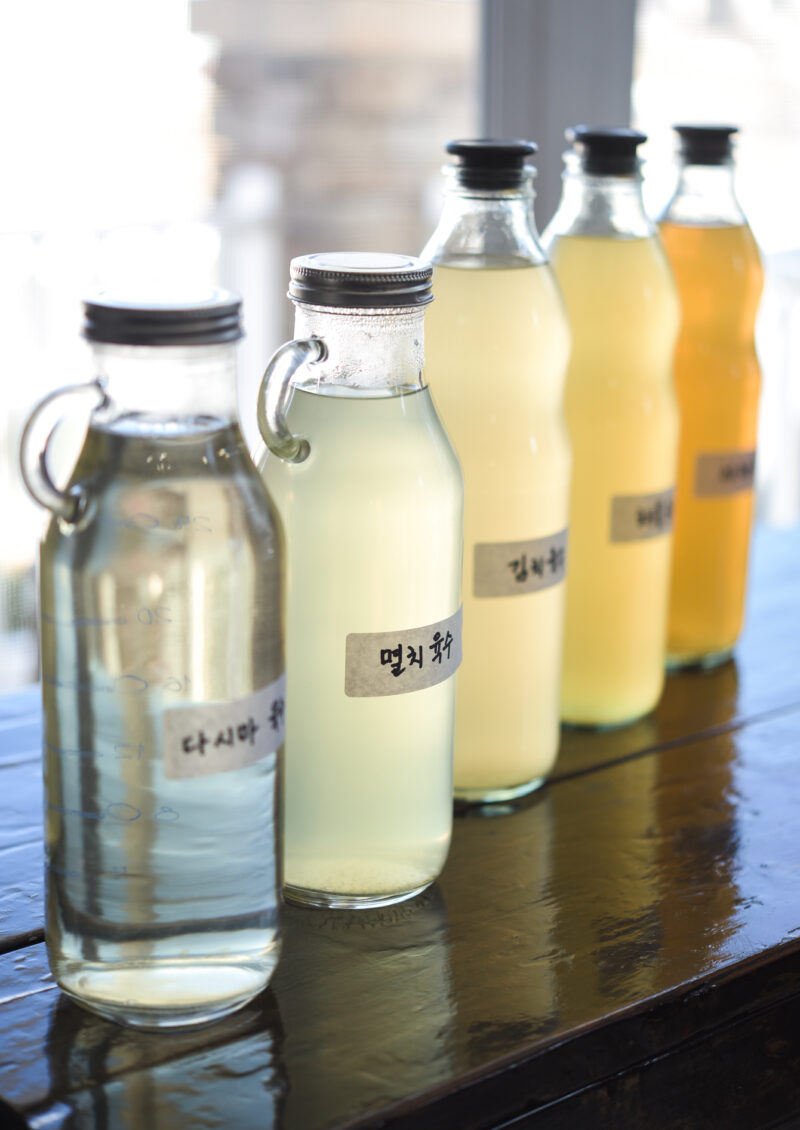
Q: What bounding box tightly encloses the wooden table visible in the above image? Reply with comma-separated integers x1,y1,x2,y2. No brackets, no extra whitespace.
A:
2,527,800,1129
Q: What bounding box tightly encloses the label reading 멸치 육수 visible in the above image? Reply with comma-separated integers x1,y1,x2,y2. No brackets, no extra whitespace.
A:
473,529,568,598
610,489,674,543
695,450,756,497
344,607,462,698
163,673,286,780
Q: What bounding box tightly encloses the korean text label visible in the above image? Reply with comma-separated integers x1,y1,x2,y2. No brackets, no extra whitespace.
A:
345,607,463,697
163,672,286,780
610,488,675,543
473,528,569,598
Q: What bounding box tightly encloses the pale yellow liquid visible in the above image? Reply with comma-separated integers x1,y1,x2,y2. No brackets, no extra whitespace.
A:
549,235,679,725
259,386,462,904
425,263,571,796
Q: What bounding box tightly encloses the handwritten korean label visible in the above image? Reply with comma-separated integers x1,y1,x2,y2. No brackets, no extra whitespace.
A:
344,607,462,698
695,450,756,497
474,529,568,598
162,673,286,780
610,489,674,543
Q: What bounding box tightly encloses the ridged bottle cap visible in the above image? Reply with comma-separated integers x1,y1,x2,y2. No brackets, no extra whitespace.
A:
83,291,243,345
289,252,433,308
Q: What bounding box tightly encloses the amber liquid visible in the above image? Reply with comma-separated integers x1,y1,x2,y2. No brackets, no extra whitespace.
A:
660,222,763,665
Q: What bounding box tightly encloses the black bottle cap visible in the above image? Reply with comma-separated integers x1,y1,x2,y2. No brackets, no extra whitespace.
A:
566,126,647,175
83,290,243,346
289,252,433,309
445,138,537,189
674,124,738,165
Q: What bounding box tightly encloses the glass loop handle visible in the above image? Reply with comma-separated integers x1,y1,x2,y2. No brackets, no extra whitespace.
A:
19,379,107,522
257,337,326,463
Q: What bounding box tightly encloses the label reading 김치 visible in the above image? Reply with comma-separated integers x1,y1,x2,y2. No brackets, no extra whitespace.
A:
610,489,674,543
163,673,286,780
473,529,568,598
345,607,462,698
695,450,756,497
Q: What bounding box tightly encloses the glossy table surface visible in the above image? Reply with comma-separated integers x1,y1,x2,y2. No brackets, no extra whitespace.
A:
2,527,800,1129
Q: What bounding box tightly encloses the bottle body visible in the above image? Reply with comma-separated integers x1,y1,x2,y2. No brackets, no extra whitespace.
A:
424,260,571,797
261,386,461,904
660,218,763,665
547,232,679,725
257,262,463,909
30,329,284,1029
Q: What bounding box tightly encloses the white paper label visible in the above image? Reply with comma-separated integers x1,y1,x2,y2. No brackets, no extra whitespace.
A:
163,673,286,780
610,489,674,543
473,529,568,598
695,450,756,497
344,607,462,698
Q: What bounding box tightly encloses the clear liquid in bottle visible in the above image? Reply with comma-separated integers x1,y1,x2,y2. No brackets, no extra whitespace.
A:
40,417,283,1029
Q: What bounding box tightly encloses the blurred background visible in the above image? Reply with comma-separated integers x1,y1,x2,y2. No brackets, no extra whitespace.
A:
1,0,799,689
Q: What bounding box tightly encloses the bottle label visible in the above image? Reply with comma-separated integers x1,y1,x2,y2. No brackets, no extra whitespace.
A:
163,673,286,780
344,606,463,697
473,529,568,598
695,450,756,497
610,489,674,543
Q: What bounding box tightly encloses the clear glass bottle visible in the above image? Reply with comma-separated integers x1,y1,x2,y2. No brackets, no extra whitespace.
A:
659,125,763,667
256,252,463,909
421,140,571,802
20,293,284,1029
543,127,680,727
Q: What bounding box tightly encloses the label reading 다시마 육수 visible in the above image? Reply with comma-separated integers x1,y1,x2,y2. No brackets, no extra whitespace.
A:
473,529,568,598
344,607,463,697
610,489,674,543
694,450,756,497
163,673,286,780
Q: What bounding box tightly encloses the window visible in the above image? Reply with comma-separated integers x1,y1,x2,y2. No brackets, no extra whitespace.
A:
2,0,798,689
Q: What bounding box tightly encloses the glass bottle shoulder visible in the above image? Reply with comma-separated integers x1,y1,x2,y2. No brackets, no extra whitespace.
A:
659,219,763,340
260,384,462,493
549,233,678,329
43,418,279,562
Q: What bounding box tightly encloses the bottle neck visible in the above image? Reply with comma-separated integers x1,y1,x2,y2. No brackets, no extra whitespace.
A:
90,344,239,431
660,161,745,227
292,304,427,394
544,156,654,242
422,175,548,268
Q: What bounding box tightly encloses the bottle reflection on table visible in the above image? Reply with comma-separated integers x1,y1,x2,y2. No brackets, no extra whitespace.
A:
42,987,285,1129
656,662,741,980
437,792,558,1053
273,886,456,1130
554,659,740,1015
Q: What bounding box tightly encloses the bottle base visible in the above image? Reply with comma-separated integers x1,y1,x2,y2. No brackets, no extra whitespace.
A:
54,955,277,1031
454,775,546,806
283,880,433,910
560,709,653,732
666,646,734,671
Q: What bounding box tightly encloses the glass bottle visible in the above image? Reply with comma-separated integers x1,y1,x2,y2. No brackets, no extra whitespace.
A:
20,293,284,1029
421,139,571,802
543,127,680,727
257,252,463,909
659,125,763,667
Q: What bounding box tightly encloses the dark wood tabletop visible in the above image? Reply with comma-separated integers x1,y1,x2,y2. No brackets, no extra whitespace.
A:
2,526,800,1130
